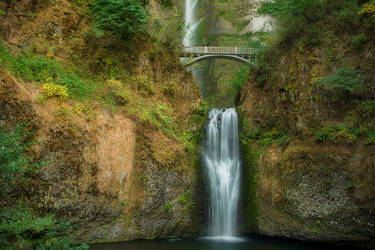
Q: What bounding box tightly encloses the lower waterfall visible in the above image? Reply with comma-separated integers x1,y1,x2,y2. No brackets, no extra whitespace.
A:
203,108,241,238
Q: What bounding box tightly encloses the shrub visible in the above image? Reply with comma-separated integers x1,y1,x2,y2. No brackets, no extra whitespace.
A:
42,81,69,101
232,65,250,91
0,124,28,184
253,59,271,87
92,0,148,41
0,208,88,249
135,74,155,96
316,67,365,100
156,0,173,8
299,24,322,48
11,54,59,82
107,79,132,105
336,1,361,29
345,101,375,127
351,34,368,50
258,0,325,43
165,201,172,211
0,43,92,100
316,125,358,144
359,1,375,19
55,71,91,100
365,131,375,145
258,0,324,21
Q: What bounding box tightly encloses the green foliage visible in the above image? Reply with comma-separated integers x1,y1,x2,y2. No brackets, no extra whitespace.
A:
43,81,69,101
10,55,58,82
232,65,250,91
107,79,132,105
299,24,322,48
258,0,324,21
352,34,368,50
241,127,290,149
336,1,361,29
316,67,365,100
212,0,249,29
359,0,375,19
0,124,29,184
365,131,375,145
134,74,155,96
178,189,191,205
345,101,375,127
165,201,172,211
258,0,325,43
252,57,271,87
156,0,173,8
315,125,358,144
0,121,87,249
0,42,93,100
0,208,88,249
92,0,148,41
68,0,95,15
258,130,290,147
344,101,375,145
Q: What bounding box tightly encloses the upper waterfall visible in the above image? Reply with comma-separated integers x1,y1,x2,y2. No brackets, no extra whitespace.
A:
183,0,200,47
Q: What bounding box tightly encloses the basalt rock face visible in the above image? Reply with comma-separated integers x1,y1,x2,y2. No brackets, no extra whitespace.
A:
255,145,375,243
238,20,375,248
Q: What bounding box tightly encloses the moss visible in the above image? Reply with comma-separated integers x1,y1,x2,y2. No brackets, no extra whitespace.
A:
165,201,172,211
310,64,320,85
308,220,327,233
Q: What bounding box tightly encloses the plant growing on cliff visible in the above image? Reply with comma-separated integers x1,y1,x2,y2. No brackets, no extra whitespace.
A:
359,0,375,19
315,125,358,144
0,121,88,249
258,0,325,42
0,208,88,249
0,42,93,100
259,0,325,21
352,34,368,50
316,67,365,100
365,131,375,145
0,124,28,184
156,0,173,8
92,0,148,42
42,81,69,101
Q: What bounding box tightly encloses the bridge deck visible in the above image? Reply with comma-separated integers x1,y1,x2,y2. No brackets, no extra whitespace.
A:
182,46,255,55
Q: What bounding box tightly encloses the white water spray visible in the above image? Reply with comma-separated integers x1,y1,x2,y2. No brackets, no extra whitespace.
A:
183,0,201,47
203,108,241,238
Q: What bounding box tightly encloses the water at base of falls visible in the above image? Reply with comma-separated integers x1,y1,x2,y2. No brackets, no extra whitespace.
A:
202,108,241,237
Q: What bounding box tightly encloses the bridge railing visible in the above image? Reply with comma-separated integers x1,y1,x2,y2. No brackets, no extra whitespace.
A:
182,46,255,55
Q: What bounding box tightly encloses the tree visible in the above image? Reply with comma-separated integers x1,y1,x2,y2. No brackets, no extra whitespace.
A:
92,0,148,41
258,0,325,22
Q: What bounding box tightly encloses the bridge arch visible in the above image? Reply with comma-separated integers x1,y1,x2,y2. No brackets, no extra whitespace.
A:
184,54,252,66
180,46,255,66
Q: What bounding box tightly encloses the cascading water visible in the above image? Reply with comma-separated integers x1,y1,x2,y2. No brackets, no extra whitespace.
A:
203,108,241,238
184,0,241,239
183,0,201,47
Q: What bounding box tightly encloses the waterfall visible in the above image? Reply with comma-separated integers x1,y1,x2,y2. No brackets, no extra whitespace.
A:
203,108,241,238
184,0,241,239
183,0,200,47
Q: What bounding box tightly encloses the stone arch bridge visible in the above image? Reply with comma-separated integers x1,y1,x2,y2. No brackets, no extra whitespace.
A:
180,46,255,66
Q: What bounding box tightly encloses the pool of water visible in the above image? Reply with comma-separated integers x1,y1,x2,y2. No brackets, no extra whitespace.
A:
90,236,359,250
